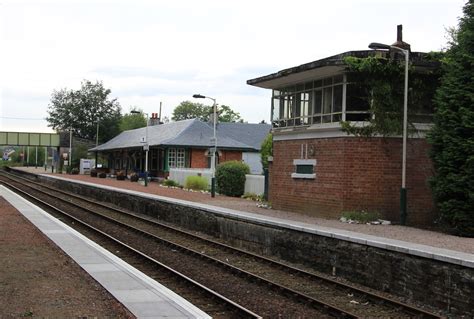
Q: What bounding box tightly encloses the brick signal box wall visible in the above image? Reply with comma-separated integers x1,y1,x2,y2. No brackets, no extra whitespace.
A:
269,137,436,225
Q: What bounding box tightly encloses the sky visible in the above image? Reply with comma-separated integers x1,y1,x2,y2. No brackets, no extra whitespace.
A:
0,0,467,133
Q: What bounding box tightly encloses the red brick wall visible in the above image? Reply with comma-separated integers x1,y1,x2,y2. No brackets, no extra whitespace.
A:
190,149,208,169
269,137,437,225
220,151,242,163
190,149,242,169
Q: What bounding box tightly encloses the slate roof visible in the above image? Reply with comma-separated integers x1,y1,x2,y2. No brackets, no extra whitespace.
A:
90,119,271,152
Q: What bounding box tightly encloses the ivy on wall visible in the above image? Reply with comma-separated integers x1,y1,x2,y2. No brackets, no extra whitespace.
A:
341,55,441,137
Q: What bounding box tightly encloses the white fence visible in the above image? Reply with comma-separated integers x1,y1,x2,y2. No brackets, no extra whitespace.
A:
169,168,265,195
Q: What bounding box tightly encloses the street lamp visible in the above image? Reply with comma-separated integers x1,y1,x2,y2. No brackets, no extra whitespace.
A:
193,93,217,198
131,110,149,187
369,42,409,225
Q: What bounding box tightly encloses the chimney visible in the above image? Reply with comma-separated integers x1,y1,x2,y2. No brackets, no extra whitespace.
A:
392,24,411,52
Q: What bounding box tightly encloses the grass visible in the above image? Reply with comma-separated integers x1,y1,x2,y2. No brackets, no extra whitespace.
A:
341,210,381,223
242,192,265,201
184,175,209,191
162,179,180,187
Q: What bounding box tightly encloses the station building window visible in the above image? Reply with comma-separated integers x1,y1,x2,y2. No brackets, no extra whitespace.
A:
168,148,186,168
271,74,371,128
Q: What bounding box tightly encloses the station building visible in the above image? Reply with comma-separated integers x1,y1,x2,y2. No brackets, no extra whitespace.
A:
247,27,439,225
90,118,271,177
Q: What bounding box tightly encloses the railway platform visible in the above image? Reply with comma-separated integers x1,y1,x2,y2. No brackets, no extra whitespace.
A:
0,185,210,319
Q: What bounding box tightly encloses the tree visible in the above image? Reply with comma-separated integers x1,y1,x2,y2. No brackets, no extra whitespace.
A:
260,133,272,171
46,80,122,143
172,101,243,122
171,101,207,121
119,107,147,131
428,1,474,237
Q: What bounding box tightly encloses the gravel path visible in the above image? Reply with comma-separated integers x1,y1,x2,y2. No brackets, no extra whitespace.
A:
28,169,474,255
0,197,134,318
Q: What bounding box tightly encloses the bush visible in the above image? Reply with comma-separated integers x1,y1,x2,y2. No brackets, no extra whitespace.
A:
90,169,98,177
163,179,180,187
98,172,106,178
341,210,381,223
130,173,138,182
216,160,250,197
116,170,125,180
185,175,209,191
71,167,79,175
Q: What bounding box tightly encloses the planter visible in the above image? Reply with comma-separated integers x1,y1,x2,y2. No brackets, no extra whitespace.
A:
130,174,139,182
98,172,107,178
90,170,98,177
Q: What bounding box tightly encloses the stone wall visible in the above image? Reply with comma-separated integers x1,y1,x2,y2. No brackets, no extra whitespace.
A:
270,137,437,225
11,170,474,317
13,170,471,317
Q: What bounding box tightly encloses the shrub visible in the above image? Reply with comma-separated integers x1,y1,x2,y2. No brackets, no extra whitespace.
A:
98,172,106,178
341,210,381,223
260,133,273,171
216,160,250,197
90,169,98,177
116,170,125,180
163,179,180,187
71,167,79,175
185,175,209,191
130,173,139,182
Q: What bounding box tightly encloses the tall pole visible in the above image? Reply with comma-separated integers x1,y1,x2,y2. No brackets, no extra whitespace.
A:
400,49,409,225
211,98,217,198
35,147,38,169
145,113,149,187
192,94,217,197
96,120,99,147
69,127,72,168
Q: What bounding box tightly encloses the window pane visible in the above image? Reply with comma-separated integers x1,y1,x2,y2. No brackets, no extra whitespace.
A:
323,87,332,114
333,75,343,84
273,90,280,97
272,97,279,121
333,85,343,112
323,77,332,86
296,165,314,174
322,115,332,123
346,83,369,111
312,115,321,124
313,90,322,114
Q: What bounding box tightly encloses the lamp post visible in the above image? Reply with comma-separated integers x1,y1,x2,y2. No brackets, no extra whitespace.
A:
95,118,100,167
369,42,409,225
193,94,217,197
131,110,149,186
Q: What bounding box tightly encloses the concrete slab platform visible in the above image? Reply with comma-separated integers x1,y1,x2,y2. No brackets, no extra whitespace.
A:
0,185,211,319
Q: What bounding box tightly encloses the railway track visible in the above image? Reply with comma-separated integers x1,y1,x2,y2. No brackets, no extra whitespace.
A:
1,169,444,318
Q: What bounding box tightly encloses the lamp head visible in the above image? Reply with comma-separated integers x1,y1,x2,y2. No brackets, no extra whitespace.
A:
130,110,141,114
193,94,205,99
368,42,391,50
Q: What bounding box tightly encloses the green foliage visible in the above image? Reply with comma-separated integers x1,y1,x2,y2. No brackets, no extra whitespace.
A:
260,133,273,171
46,80,122,143
184,175,209,191
215,160,250,197
163,179,180,187
172,101,207,121
172,101,243,122
119,107,147,131
341,210,381,223
428,1,474,237
342,55,440,137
